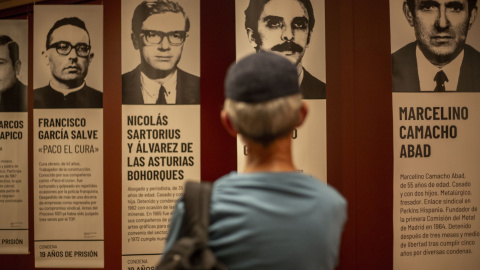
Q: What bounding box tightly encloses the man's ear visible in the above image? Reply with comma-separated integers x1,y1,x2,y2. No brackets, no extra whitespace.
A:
131,33,140,50
88,52,95,63
246,28,259,49
220,110,238,137
14,60,21,76
468,7,477,29
403,0,415,27
296,101,309,128
42,51,50,66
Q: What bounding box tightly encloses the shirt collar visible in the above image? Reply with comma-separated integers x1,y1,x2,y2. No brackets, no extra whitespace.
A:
416,45,463,91
49,81,85,96
140,70,177,104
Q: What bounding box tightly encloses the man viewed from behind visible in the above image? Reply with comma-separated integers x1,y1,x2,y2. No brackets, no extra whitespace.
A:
244,0,326,98
392,0,480,91
34,17,102,108
123,0,200,104
164,52,347,270
0,35,27,112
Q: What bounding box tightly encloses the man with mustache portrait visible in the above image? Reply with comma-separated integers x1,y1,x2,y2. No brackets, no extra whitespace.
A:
244,0,326,99
122,0,200,105
392,0,480,92
34,17,103,108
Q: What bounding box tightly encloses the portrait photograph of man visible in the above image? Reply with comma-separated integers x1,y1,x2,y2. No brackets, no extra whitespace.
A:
0,20,28,112
33,5,103,108
122,0,200,105
391,0,480,92
236,0,326,99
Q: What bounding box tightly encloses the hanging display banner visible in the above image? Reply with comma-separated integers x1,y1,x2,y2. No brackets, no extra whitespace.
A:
393,94,480,269
121,106,200,269
121,1,201,269
33,5,104,268
235,0,327,181
0,19,29,255
391,0,480,269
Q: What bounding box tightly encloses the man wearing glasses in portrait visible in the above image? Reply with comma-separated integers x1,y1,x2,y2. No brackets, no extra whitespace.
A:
34,17,102,108
122,0,200,105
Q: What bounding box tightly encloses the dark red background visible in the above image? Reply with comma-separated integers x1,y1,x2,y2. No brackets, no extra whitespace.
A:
0,0,393,269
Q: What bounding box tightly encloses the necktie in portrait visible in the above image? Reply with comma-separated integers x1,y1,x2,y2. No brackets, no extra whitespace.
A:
156,85,167,104
434,70,448,92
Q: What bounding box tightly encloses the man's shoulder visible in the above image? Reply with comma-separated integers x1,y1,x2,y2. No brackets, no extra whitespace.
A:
177,68,200,83
122,66,141,80
464,44,480,61
391,42,420,92
5,80,27,96
33,85,60,108
301,68,326,99
122,66,144,104
391,42,417,69
0,80,28,112
80,85,103,108
82,85,103,96
212,172,346,216
16,80,28,101
392,42,416,59
457,45,480,91
176,68,200,104
34,84,55,95
17,80,27,91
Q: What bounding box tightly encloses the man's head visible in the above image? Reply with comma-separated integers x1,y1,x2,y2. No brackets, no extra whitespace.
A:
222,52,307,146
244,0,315,67
43,17,94,88
403,0,478,66
0,35,21,93
131,0,190,78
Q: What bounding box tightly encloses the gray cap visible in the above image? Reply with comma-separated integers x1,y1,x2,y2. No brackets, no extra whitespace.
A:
224,51,299,103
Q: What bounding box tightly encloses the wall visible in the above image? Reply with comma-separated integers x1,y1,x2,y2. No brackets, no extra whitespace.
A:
0,0,393,269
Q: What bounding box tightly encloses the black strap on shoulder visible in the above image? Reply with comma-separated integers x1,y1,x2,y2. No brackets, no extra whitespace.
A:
182,181,212,245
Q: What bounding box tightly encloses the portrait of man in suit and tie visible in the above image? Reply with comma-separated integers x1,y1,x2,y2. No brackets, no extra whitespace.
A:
242,0,326,99
392,0,480,92
122,0,200,105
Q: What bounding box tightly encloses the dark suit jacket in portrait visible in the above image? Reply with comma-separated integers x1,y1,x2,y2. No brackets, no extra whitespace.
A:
0,79,27,112
301,68,326,99
34,84,103,108
122,66,200,105
392,42,480,92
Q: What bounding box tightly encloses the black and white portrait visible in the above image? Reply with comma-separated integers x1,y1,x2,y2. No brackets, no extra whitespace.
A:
0,20,28,112
391,0,480,92
121,0,200,105
236,0,326,99
33,5,103,108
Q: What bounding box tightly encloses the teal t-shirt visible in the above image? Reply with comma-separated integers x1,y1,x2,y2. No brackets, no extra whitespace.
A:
164,172,347,270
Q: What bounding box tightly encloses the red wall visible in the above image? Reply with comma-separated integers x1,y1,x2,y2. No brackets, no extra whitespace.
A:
0,0,393,269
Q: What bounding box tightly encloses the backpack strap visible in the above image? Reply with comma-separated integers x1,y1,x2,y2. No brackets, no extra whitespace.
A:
182,181,212,245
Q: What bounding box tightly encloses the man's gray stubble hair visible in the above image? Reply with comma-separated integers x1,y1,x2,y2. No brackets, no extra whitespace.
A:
224,93,303,145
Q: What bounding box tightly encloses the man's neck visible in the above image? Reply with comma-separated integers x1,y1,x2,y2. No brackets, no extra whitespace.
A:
243,134,297,173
